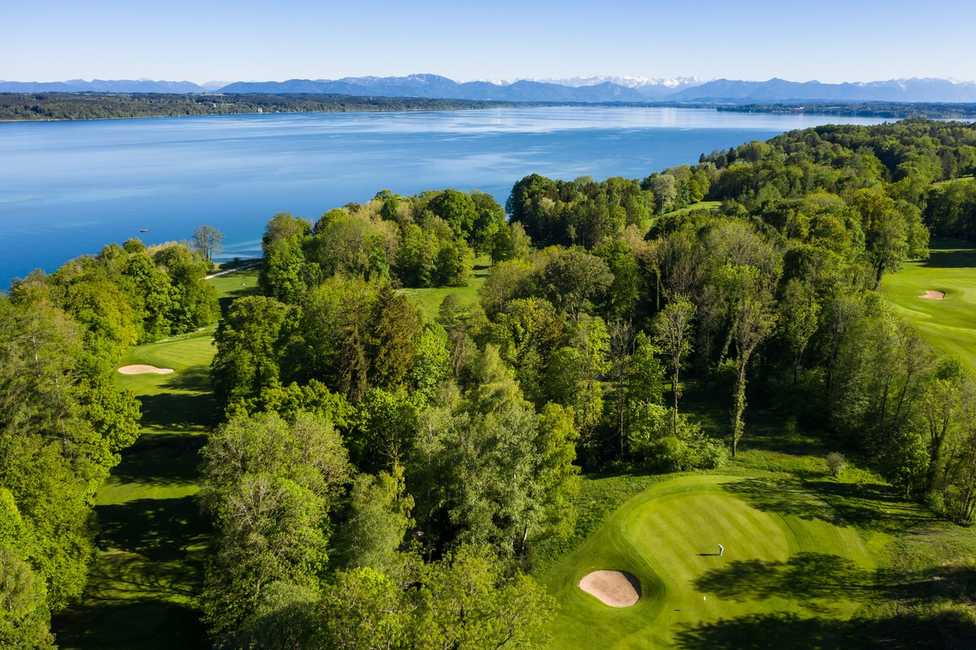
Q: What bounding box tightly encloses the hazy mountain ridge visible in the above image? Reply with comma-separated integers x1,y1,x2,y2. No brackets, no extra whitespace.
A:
672,77,976,102
217,74,976,103
0,79,206,93
4,74,976,103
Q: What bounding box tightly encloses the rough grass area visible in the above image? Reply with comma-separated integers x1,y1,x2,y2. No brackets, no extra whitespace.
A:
880,240,976,370
54,270,258,649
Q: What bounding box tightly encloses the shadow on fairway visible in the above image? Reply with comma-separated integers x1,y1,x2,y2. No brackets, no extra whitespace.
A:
111,433,204,486
55,600,208,650
138,391,217,431
218,284,260,314
695,552,976,610
162,364,212,392
723,477,934,533
674,610,976,649
96,496,209,563
922,247,976,269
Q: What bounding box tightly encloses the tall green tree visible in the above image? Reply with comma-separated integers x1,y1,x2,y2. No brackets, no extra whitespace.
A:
192,224,224,264
336,464,414,573
413,546,554,650
260,213,311,303
723,267,778,456
653,296,696,436
211,295,291,412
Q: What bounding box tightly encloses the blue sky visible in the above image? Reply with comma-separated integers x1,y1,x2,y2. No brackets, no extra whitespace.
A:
4,0,975,83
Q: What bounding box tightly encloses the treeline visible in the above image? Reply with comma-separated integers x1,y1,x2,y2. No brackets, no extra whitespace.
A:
0,240,218,647
925,177,976,239
0,93,514,121
720,103,976,120
258,189,525,301
198,119,976,647
702,119,976,241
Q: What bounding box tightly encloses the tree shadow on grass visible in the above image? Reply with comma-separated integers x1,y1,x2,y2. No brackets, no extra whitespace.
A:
695,552,976,612
96,495,209,563
804,479,935,531
111,433,204,486
723,477,934,533
54,600,208,650
138,391,217,431
922,247,976,269
161,364,212,392
85,550,202,601
218,283,259,315
674,611,976,650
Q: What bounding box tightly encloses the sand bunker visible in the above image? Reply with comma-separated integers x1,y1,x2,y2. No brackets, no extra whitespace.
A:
578,570,640,607
117,364,174,375
919,290,946,300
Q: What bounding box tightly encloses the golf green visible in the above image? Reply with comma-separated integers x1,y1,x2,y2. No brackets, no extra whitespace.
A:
542,474,873,649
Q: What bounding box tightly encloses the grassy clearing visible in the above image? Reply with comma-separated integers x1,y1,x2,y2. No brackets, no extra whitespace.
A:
54,270,258,649
399,258,489,321
880,240,976,370
659,201,722,220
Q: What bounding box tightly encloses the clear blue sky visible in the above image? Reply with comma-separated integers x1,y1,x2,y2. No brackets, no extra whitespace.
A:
4,0,975,83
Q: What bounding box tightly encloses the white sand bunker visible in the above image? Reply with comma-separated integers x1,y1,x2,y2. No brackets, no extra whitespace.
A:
117,364,174,375
578,570,640,607
919,290,946,300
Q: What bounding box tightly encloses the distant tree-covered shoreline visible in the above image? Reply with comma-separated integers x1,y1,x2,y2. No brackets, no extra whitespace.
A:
718,102,976,119
0,92,519,121
4,91,976,122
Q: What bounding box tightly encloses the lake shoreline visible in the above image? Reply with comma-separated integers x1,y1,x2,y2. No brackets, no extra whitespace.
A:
0,106,887,288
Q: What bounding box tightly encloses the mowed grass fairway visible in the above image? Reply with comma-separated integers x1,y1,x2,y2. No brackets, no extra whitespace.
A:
880,240,976,369
55,270,258,649
541,473,875,649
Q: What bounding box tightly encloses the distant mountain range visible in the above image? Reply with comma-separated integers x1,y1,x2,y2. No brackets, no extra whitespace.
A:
671,77,976,103
4,74,976,104
0,79,206,93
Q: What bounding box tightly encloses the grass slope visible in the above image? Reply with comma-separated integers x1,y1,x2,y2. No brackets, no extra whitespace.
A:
880,240,976,370
541,472,876,649
538,428,976,649
54,270,258,649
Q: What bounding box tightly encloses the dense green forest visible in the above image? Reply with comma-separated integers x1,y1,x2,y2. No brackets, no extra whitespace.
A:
4,119,976,648
0,93,515,121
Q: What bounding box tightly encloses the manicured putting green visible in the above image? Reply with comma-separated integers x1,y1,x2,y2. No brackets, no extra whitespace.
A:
880,241,976,370
542,474,873,649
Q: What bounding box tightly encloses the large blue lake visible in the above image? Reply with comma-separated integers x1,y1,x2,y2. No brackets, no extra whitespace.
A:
0,106,884,287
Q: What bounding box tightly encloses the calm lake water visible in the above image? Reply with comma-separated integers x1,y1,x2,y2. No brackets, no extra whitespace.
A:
0,107,885,287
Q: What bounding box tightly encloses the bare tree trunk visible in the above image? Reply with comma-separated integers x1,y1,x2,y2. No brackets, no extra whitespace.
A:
672,364,680,436
731,353,750,457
